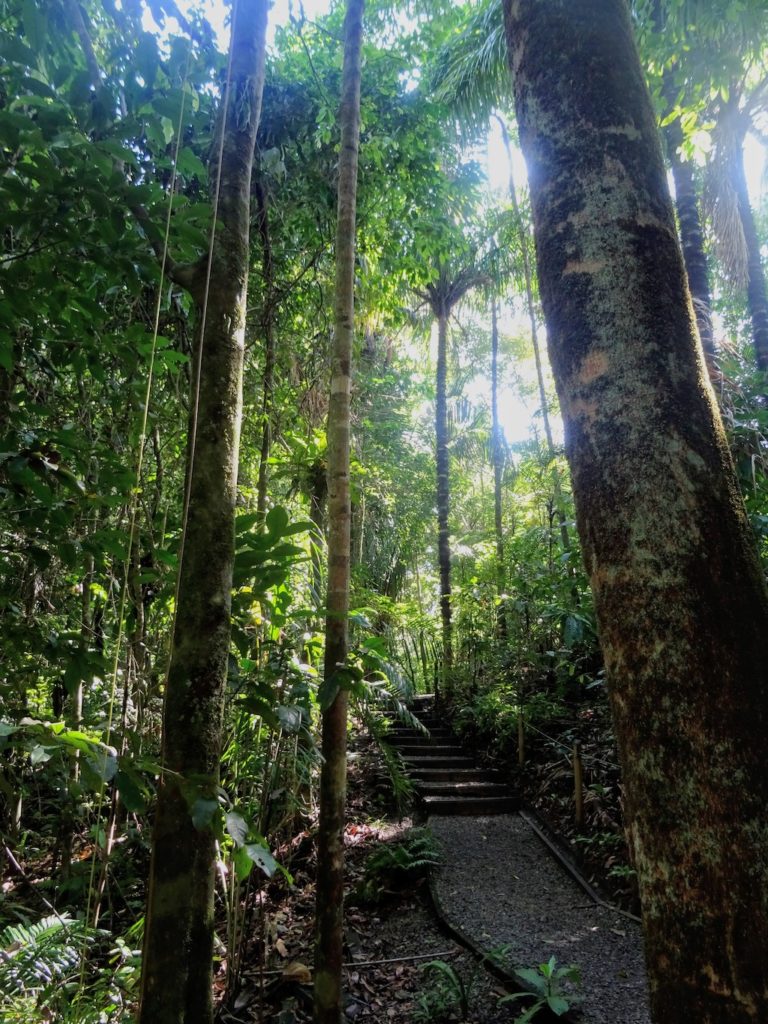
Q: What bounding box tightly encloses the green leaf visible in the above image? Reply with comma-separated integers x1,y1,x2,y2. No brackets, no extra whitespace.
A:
317,675,341,712
277,704,303,734
191,797,220,831
547,996,570,1015
266,505,290,535
30,743,52,765
225,810,248,847
242,841,278,878
115,767,148,813
515,968,547,996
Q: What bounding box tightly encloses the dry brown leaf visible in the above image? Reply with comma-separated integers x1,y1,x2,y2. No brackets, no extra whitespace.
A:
282,961,312,984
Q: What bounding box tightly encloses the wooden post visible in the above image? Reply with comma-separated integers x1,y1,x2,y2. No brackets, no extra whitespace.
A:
573,741,584,828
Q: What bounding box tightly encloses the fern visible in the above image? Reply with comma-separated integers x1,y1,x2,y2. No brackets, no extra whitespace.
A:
0,914,102,1008
364,828,442,888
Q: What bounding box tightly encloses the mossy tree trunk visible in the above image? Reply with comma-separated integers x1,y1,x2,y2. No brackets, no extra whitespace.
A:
137,3,268,1022
313,0,364,1020
504,1,768,1019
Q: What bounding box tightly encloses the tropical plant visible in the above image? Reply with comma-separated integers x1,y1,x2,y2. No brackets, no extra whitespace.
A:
499,956,582,1021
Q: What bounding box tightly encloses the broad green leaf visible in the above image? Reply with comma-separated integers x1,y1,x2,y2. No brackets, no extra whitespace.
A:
225,810,248,847
242,842,278,878
266,505,290,535
548,995,570,1015
190,797,220,831
115,766,149,813
277,704,303,734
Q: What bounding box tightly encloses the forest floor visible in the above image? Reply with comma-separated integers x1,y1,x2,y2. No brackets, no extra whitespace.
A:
221,719,651,1024
219,734,519,1024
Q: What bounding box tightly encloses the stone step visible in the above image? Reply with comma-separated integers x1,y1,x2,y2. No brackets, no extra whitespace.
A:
404,755,475,770
398,744,464,758
422,794,520,816
409,767,500,784
417,781,510,798
387,730,453,744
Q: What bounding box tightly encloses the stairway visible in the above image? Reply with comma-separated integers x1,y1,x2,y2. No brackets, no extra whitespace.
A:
387,695,520,816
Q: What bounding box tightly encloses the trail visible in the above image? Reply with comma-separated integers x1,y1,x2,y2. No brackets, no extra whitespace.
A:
390,697,651,1024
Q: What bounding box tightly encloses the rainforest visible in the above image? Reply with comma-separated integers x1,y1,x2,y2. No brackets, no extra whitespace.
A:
1,1,768,1022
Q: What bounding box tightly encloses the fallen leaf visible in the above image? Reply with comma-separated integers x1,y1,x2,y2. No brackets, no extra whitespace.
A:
283,961,312,984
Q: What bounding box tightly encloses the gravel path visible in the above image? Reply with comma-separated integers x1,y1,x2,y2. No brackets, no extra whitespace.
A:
429,814,651,1024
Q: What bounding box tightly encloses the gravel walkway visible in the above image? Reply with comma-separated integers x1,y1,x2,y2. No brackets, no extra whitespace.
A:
429,814,651,1024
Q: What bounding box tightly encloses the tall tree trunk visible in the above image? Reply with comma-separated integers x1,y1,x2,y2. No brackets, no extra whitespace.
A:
309,456,328,609
313,0,363,1020
727,119,768,373
497,115,571,553
435,307,453,679
661,73,716,371
138,3,268,1022
504,1,768,1020
490,299,506,637
254,176,276,523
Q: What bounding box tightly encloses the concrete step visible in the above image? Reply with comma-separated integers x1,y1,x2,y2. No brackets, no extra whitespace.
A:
397,744,464,758
387,730,453,743
404,755,475,770
422,794,520,816
409,767,500,784
417,781,510,798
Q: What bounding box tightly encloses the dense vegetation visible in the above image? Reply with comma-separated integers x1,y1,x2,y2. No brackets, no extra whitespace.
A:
1,0,767,1021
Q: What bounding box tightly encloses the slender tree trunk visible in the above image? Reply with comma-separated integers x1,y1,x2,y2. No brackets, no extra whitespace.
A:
435,308,453,675
498,116,571,553
313,0,363,1020
661,74,716,370
254,177,276,523
728,121,768,372
504,1,768,1020
138,4,268,1022
309,457,328,608
490,299,506,637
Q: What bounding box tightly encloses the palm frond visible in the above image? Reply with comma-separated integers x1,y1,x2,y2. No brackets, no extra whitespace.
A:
430,0,508,136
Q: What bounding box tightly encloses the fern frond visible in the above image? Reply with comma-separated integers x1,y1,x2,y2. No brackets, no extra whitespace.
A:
0,914,97,1001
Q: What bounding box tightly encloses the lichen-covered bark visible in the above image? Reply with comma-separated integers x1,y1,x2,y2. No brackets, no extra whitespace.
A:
314,0,364,1020
435,309,453,674
504,1,768,1019
138,3,268,1022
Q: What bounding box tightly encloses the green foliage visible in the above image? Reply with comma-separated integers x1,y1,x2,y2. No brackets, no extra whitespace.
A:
0,914,92,1003
0,913,141,1022
500,956,581,1021
356,827,440,903
414,958,475,1023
